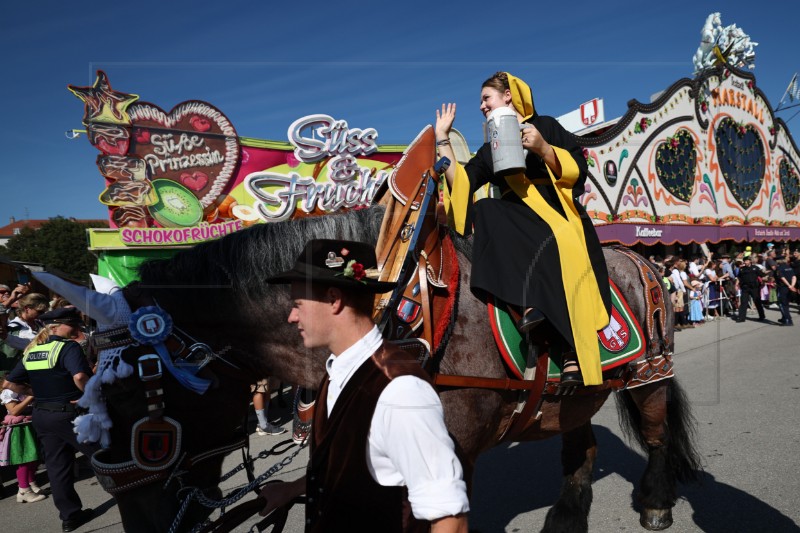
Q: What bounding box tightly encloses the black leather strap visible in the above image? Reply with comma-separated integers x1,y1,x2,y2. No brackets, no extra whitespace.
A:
35,402,77,413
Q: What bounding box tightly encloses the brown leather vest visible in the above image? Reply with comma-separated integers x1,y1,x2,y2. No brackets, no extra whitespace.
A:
306,343,432,533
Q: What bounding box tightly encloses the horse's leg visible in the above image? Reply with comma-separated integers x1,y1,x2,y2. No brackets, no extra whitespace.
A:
624,382,674,530
623,378,702,531
619,378,695,531
542,421,595,533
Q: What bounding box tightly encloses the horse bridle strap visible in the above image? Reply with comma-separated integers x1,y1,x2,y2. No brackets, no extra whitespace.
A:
91,325,137,351
92,325,211,372
131,354,184,472
92,437,249,495
433,374,540,391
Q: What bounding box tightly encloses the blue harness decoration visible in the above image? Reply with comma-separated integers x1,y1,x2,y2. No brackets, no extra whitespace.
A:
129,306,211,395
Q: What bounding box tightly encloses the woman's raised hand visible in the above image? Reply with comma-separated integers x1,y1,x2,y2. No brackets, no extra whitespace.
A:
435,103,456,140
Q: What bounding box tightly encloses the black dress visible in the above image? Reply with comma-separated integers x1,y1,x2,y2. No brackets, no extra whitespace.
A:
459,115,611,351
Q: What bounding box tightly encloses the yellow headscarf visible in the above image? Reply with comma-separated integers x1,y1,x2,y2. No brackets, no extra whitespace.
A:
505,72,535,121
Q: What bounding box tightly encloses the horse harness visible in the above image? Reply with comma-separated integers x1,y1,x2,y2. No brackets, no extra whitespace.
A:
88,303,255,497
371,127,553,442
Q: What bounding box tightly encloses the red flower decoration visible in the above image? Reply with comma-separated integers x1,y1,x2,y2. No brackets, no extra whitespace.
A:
351,262,365,281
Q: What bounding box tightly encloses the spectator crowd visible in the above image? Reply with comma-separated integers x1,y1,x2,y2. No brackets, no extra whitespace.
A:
653,243,799,329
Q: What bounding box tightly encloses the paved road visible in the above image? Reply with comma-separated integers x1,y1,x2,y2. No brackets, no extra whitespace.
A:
2,305,799,532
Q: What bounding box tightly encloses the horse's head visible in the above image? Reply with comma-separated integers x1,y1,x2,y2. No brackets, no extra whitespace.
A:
34,272,256,531
33,206,386,531
95,287,257,531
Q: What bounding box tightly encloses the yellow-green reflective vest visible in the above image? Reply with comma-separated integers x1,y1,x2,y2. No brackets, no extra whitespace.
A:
23,340,66,371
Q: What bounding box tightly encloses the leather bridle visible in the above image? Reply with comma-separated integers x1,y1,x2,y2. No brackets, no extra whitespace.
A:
88,299,256,499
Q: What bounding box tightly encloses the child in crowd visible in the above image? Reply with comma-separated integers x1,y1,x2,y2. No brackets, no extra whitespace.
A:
768,276,779,309
0,388,46,503
689,280,705,325
760,275,773,308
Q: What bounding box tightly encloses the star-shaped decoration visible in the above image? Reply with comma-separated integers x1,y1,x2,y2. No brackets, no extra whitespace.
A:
68,70,139,125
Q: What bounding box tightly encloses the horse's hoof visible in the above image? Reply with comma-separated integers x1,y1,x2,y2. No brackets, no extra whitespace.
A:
640,508,673,530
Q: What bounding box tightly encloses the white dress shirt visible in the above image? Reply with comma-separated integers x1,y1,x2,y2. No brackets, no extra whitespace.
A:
324,326,470,521
670,269,686,293
688,261,701,278
3,317,36,351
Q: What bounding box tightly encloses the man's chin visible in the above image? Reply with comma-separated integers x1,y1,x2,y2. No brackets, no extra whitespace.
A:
302,339,322,350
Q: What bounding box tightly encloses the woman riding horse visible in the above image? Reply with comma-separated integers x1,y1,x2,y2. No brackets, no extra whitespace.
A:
435,71,611,386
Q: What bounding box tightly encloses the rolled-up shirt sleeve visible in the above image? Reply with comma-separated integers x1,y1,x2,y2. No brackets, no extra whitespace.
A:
4,334,30,351
368,375,470,521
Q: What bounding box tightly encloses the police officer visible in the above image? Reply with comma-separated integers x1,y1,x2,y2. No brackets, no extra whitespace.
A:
2,307,99,532
776,259,797,326
735,255,765,322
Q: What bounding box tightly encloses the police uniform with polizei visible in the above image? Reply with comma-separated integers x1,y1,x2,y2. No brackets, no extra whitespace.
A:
735,256,765,322
776,260,797,325
2,307,99,532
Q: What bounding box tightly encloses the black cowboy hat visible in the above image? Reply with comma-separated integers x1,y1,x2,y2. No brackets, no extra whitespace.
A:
266,239,397,293
39,307,83,325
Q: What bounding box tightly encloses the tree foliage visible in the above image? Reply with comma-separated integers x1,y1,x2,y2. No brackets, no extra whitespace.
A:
0,218,104,283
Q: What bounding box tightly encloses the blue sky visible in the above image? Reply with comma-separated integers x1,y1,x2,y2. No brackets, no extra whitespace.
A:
1,1,798,222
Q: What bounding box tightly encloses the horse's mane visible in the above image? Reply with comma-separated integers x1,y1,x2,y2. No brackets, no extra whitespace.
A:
135,206,387,324
134,204,472,329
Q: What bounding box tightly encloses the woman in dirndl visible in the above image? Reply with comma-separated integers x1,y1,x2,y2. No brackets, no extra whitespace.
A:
1,387,46,503
435,71,611,386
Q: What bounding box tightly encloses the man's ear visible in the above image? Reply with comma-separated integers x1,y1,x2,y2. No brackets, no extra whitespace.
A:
328,287,345,314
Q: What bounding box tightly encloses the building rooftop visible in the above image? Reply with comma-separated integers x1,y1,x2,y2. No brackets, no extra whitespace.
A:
0,217,107,238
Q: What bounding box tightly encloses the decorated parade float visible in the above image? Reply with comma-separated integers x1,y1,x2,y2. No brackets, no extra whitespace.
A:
71,13,799,286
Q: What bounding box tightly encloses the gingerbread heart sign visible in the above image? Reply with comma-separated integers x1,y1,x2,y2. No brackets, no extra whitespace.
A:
655,130,697,202
714,117,765,210
128,101,240,208
779,159,800,212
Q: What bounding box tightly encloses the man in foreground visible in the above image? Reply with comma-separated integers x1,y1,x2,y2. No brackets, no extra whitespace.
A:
260,239,469,532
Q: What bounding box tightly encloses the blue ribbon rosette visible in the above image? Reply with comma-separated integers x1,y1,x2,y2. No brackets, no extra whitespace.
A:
129,306,211,395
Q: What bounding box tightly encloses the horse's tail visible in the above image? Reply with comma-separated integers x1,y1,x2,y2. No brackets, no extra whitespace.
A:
615,378,703,484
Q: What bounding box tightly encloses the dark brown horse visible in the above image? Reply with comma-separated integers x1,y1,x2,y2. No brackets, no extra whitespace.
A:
67,205,700,532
